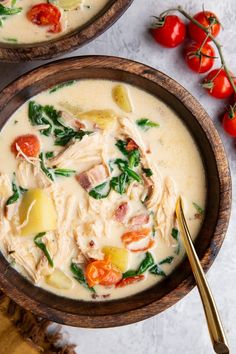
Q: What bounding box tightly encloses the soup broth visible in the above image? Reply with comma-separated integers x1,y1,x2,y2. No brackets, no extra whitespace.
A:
0,79,206,301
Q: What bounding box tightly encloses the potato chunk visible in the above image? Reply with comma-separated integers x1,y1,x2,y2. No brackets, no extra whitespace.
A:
79,109,116,129
112,85,132,113
19,189,57,236
102,246,129,272
45,268,72,289
56,0,81,10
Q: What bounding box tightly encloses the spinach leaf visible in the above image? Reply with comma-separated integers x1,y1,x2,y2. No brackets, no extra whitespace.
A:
122,252,155,279
54,128,92,146
110,172,129,194
54,169,76,177
171,228,179,241
114,159,141,182
3,37,17,43
137,252,155,275
159,256,174,265
49,80,76,93
192,202,204,215
122,270,138,279
149,264,166,277
6,181,19,205
136,118,160,131
28,101,53,136
29,101,92,146
171,228,181,255
40,153,77,180
89,182,111,199
115,139,140,168
115,140,129,156
45,151,54,159
6,177,27,205
128,149,140,168
34,233,54,267
0,4,22,15
70,262,95,292
142,167,153,177
39,153,55,181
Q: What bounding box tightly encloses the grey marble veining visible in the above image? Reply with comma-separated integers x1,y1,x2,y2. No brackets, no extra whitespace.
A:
0,1,235,353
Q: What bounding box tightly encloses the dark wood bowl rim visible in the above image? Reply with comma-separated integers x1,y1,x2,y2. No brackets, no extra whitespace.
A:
0,0,134,62
0,56,231,328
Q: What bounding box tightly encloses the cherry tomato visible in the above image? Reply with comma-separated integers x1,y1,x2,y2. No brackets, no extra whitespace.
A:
188,11,220,43
185,42,215,73
203,69,235,99
116,275,145,288
27,3,61,33
150,15,186,48
122,228,151,246
222,108,236,137
85,258,122,288
11,134,40,158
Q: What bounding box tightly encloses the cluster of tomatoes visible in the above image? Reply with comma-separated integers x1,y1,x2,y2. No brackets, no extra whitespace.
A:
150,10,236,138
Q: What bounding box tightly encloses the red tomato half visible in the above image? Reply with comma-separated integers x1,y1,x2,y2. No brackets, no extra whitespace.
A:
150,15,186,48
185,42,215,74
27,3,61,33
11,134,40,158
222,109,236,137
188,11,221,43
203,69,235,99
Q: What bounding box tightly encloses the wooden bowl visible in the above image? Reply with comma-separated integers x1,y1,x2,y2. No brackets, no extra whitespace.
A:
0,56,231,327
0,0,133,62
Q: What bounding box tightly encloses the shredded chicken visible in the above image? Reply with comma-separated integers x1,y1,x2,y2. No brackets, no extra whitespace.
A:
155,177,177,246
36,232,58,276
74,227,104,261
0,173,11,200
16,159,52,189
118,116,162,209
3,236,41,283
48,133,103,169
50,185,77,265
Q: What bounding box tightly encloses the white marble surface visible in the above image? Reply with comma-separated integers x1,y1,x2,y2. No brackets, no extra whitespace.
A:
0,0,236,353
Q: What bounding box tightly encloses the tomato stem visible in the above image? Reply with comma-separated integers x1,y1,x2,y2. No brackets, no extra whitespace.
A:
159,6,236,95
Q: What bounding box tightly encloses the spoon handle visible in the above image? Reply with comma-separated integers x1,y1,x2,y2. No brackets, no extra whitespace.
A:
176,197,229,354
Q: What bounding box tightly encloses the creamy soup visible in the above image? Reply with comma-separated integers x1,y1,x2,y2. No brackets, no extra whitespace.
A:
0,80,206,301
0,0,108,44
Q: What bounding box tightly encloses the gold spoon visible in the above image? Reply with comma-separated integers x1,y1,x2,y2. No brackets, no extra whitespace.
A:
175,196,229,354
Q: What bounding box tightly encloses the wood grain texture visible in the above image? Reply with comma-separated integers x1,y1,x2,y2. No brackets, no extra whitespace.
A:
0,56,231,328
0,0,133,62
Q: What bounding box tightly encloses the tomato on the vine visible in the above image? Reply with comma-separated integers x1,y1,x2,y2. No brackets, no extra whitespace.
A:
184,42,215,73
188,11,221,43
27,3,61,33
222,108,236,137
203,69,235,99
150,15,186,48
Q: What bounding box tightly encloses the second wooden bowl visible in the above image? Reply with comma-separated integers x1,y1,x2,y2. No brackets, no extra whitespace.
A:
0,0,133,62
0,56,231,327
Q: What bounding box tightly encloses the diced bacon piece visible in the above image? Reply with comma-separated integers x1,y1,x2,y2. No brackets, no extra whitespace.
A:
114,202,129,223
126,138,139,151
75,120,86,130
76,164,108,192
129,213,149,226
